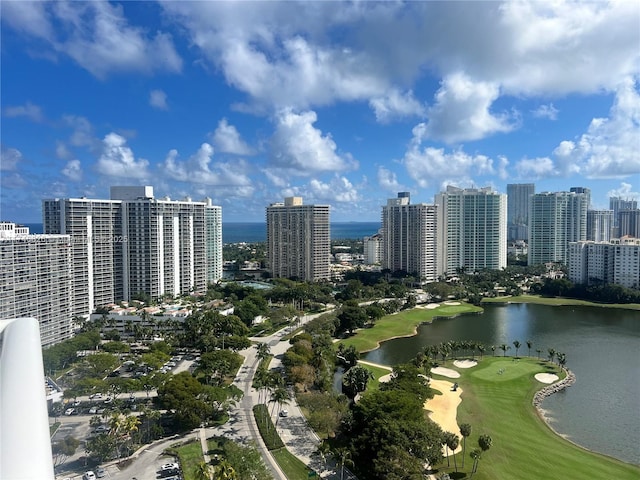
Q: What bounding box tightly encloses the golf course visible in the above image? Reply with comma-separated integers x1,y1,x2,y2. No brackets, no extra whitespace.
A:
425,356,639,479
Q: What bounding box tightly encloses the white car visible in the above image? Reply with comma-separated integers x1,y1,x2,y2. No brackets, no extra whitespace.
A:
64,408,75,416
83,472,96,480
160,462,179,472
89,393,104,400
279,409,289,417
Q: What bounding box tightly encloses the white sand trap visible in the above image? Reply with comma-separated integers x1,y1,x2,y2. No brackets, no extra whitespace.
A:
378,373,392,383
430,367,460,378
443,301,461,305
424,379,463,454
425,303,440,309
453,359,478,369
535,373,559,384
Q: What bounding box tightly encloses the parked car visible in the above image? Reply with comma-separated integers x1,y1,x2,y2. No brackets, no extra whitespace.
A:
89,406,98,414
103,397,113,404
64,408,75,416
82,472,96,480
94,425,109,433
89,393,104,400
95,466,106,478
279,409,289,417
160,462,179,473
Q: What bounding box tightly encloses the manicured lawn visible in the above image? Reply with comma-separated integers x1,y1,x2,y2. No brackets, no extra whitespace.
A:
169,440,204,480
271,447,317,480
359,363,393,391
483,294,640,310
337,303,483,353
432,356,640,480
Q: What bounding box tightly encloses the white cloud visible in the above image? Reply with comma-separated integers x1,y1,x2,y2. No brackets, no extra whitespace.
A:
514,157,557,179
270,109,357,174
211,119,255,155
55,142,72,160
607,182,640,201
552,79,640,178
531,104,559,120
4,102,44,122
377,166,405,193
369,89,425,123
403,139,499,187
96,133,149,179
149,90,169,110
63,115,97,149
0,147,23,171
419,72,517,143
281,175,359,203
62,159,82,181
162,143,253,187
2,1,182,78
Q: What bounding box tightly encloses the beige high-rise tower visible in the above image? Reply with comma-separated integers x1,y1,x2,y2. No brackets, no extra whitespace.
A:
266,197,330,281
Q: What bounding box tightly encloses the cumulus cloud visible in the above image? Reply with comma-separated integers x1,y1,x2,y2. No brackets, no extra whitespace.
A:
377,166,405,193
281,175,359,203
4,102,44,122
63,115,98,149
149,89,169,110
514,157,557,179
369,89,425,123
270,109,357,174
419,73,517,143
552,79,640,178
162,143,252,187
211,119,255,155
62,159,82,181
531,104,559,120
96,133,149,179
0,147,23,171
403,133,500,187
2,1,182,78
607,182,640,201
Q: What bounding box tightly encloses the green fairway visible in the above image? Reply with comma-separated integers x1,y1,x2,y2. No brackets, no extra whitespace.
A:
482,294,640,310
337,302,482,353
431,357,640,480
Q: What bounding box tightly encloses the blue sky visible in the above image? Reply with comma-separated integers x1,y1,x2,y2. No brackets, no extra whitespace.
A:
1,1,639,223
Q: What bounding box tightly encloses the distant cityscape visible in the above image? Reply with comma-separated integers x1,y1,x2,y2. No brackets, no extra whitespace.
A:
1,183,639,348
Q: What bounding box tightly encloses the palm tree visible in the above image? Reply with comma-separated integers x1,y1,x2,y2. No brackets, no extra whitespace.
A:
469,449,481,477
499,343,511,357
255,342,271,362
490,345,496,357
459,423,472,469
193,461,214,480
213,460,238,480
547,348,557,364
342,365,374,398
536,348,542,359
335,448,352,480
557,352,567,371
526,339,533,357
270,386,291,426
446,433,460,473
442,431,454,467
473,434,493,475
512,340,521,357
477,344,485,359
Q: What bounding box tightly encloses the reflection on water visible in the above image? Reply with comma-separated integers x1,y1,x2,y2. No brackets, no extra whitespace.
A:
362,303,640,465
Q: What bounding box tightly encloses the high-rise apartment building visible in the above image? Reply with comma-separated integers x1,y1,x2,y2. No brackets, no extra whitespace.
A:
364,232,382,265
43,186,222,317
568,238,640,289
435,186,507,274
586,210,613,242
609,197,638,237
617,209,640,238
507,183,534,241
381,193,438,282
570,186,591,209
266,197,330,281
0,223,73,346
528,191,588,265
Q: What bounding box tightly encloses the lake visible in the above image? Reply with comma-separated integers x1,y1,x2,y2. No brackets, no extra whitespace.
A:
362,303,640,465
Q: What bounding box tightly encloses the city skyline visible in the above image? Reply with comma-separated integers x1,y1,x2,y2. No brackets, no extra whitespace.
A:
1,1,639,223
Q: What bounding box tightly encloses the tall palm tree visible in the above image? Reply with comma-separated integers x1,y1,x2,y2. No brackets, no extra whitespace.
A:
255,342,271,362
547,348,557,364
270,387,291,426
512,340,521,357
459,423,472,469
469,449,481,477
474,434,493,475
536,348,542,359
446,433,460,473
490,345,496,357
477,344,485,359
193,461,213,480
334,447,352,480
557,352,567,371
213,460,238,480
526,339,533,357
499,344,511,357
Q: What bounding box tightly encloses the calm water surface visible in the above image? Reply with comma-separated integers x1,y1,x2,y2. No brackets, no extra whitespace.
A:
363,303,640,465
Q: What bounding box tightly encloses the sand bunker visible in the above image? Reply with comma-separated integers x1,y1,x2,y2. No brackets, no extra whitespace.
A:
453,359,477,369
424,379,463,454
443,301,461,305
378,373,393,383
535,373,559,384
430,367,460,378
424,303,440,309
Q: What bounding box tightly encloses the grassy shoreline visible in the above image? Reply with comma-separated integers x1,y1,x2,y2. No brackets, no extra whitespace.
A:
482,294,640,310
337,302,483,353
433,357,639,479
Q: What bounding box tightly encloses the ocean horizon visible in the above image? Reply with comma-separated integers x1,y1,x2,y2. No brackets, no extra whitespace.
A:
23,222,381,244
